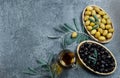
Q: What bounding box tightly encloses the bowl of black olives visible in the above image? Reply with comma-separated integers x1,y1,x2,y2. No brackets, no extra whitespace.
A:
77,40,117,75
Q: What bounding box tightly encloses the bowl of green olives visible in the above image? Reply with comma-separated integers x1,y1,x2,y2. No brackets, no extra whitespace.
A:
82,5,114,43
77,40,117,75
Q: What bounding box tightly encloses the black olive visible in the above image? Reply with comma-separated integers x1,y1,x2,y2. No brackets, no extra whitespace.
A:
107,55,111,59
110,63,115,67
101,51,105,54
96,62,100,65
98,52,101,56
101,60,105,64
102,55,107,60
105,63,109,67
84,42,89,47
104,69,108,73
80,45,84,49
84,51,88,55
90,48,94,52
79,50,84,53
100,68,104,72
101,64,105,68
84,47,88,51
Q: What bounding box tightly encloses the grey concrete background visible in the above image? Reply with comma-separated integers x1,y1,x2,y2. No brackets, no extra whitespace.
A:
0,0,119,78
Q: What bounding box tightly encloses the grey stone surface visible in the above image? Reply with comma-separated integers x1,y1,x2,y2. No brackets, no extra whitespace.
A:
0,0,119,78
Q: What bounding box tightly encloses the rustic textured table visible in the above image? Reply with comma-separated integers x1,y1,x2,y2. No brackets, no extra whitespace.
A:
0,0,119,78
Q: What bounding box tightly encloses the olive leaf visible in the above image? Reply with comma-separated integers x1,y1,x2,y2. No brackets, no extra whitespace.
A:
36,59,47,65
64,23,76,31
61,37,66,49
73,18,79,31
53,27,65,33
24,54,58,78
88,56,96,61
88,49,98,65
77,33,90,43
92,24,99,30
89,18,95,23
23,71,36,75
48,18,92,49
88,56,97,65
93,49,98,59
47,53,54,65
59,25,70,32
27,67,37,73
47,36,61,39
93,15,99,22
81,25,85,33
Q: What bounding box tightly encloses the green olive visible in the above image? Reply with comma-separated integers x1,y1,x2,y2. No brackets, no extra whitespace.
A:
103,15,109,19
106,33,112,39
108,28,114,33
107,19,112,24
85,11,91,15
100,23,105,29
71,32,77,38
84,15,90,21
98,28,103,34
101,18,106,24
86,6,93,11
90,22,95,26
87,26,92,31
92,10,96,15
103,30,108,36
95,31,101,38
91,29,97,35
96,14,101,18
94,7,101,12
85,20,90,26
99,11,106,15
106,24,112,29
98,36,106,41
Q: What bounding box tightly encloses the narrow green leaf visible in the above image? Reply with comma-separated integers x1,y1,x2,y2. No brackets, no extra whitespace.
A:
59,25,69,32
73,18,79,31
41,65,50,72
41,64,48,68
23,71,36,75
77,34,82,43
93,15,99,22
64,23,76,31
77,33,89,43
81,25,85,32
92,24,99,30
47,36,61,39
53,27,65,33
61,37,66,49
94,49,98,58
88,56,96,61
36,59,47,64
88,56,97,65
48,53,54,65
88,18,95,23
28,67,37,73
43,69,50,72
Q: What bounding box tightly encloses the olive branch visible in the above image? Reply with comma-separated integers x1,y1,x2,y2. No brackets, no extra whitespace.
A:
48,18,92,49
23,53,61,78
88,49,98,65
